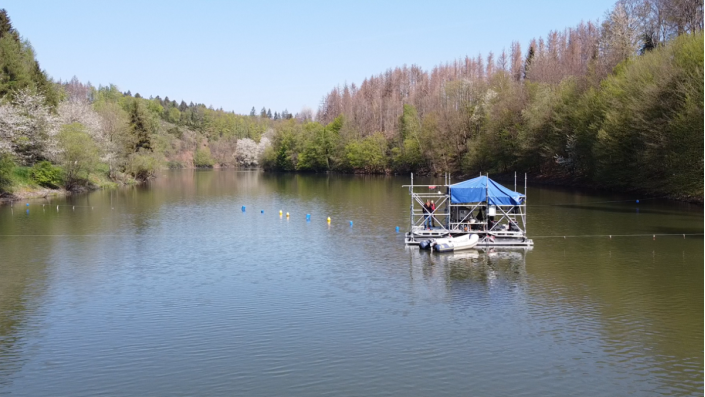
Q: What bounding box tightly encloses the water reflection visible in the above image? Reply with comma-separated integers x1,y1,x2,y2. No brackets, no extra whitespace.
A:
0,171,702,396
406,247,530,306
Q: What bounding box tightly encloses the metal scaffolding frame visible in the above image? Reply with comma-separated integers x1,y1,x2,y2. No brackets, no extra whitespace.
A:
404,172,533,247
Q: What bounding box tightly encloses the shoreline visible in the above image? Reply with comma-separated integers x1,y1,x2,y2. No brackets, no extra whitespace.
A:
3,168,701,206
0,187,71,204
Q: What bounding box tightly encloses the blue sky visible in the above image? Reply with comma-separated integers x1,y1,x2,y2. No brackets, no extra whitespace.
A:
4,0,616,115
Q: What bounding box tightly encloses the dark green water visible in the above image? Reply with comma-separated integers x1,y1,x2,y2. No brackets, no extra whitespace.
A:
0,170,702,396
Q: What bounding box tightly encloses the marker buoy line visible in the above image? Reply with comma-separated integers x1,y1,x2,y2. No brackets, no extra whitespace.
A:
532,233,703,239
529,196,665,207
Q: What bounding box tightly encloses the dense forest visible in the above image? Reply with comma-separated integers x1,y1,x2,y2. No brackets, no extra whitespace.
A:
282,0,704,200
0,0,703,201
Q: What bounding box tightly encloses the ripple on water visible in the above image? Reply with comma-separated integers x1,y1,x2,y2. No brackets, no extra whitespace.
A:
0,172,702,396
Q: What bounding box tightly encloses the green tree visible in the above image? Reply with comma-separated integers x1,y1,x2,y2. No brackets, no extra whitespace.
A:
127,99,155,152
57,123,101,189
0,152,14,193
344,133,388,173
193,146,215,167
392,104,424,172
126,150,158,181
297,122,328,171
0,9,58,107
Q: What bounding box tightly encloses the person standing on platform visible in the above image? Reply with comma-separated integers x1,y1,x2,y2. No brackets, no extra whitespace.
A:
430,200,436,227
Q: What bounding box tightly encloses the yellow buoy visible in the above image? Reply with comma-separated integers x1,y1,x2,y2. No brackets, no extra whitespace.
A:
327,217,331,223
286,212,290,218
279,210,282,215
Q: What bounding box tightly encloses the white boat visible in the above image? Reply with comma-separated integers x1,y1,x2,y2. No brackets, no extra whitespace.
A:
433,234,480,253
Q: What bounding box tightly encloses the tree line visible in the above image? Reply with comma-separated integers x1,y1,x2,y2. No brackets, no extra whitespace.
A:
264,0,703,200
1,0,703,201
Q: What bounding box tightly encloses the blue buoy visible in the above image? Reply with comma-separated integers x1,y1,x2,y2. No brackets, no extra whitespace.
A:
636,199,640,203
349,221,353,227
395,226,400,233
306,214,311,221
261,210,264,214
26,203,29,207
242,206,246,212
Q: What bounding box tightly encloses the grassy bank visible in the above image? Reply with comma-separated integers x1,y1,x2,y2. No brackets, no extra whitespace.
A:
0,164,132,204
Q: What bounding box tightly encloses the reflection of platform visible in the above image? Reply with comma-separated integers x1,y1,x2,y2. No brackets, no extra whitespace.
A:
444,249,481,260
484,247,532,259
406,247,530,304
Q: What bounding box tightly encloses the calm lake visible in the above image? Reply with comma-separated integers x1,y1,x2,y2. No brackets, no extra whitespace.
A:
0,170,702,396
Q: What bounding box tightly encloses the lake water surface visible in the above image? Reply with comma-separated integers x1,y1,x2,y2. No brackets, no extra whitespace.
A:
0,170,702,396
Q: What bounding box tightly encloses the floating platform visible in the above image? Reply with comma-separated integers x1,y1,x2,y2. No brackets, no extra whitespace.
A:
403,173,534,249
405,228,534,248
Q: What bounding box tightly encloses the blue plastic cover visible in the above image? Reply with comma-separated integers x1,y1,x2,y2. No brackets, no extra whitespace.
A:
449,176,525,205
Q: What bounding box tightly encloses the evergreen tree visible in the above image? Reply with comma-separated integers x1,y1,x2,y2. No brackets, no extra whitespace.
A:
0,9,58,107
266,108,272,119
128,100,153,152
250,106,256,116
260,107,267,117
0,9,19,41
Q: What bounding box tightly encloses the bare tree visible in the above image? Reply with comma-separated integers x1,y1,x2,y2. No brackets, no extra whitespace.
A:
510,41,523,81
497,49,509,72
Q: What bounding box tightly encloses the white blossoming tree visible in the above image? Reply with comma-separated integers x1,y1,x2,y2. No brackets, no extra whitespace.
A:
0,89,58,164
235,137,270,167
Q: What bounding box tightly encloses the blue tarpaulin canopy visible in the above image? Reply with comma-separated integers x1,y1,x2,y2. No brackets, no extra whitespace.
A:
449,176,525,205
